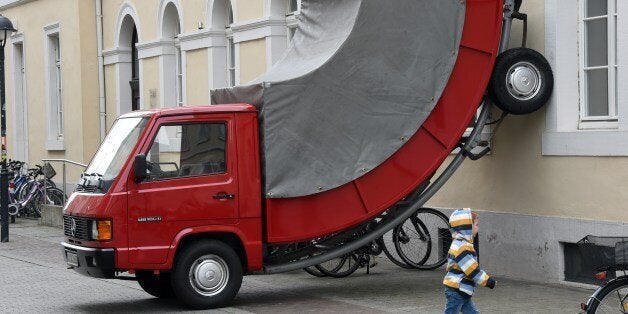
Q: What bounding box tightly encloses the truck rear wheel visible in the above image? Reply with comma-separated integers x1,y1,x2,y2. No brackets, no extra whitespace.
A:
171,240,243,309
488,48,554,115
136,271,175,298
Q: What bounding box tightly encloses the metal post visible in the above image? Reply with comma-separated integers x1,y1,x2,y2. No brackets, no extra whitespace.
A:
1,46,8,242
62,163,66,204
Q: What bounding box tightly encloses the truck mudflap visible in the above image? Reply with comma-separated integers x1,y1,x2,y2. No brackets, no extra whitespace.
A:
62,242,115,279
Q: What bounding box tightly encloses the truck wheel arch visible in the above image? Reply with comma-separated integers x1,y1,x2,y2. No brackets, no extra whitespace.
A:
170,231,248,271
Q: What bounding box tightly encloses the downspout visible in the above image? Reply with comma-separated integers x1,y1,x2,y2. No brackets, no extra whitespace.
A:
96,0,106,141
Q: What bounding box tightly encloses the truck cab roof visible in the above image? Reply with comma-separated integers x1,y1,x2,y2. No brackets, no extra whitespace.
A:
119,104,257,119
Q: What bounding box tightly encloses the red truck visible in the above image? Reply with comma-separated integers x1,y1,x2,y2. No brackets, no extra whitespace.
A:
62,0,551,309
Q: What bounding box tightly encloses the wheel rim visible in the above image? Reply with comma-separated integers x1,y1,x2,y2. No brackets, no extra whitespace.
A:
506,61,542,101
596,284,628,313
188,254,229,297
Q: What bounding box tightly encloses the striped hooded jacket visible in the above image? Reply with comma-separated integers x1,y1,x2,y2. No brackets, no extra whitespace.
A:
442,209,495,296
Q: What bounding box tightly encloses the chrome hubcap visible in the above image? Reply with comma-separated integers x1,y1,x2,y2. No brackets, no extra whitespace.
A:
506,61,542,101
189,254,229,296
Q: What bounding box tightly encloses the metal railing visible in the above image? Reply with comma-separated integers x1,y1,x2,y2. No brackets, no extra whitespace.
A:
42,159,87,204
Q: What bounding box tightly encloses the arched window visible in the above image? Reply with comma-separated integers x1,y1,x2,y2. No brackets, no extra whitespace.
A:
160,1,183,107
207,0,235,89
226,1,235,86
131,27,140,111
116,11,140,114
286,0,300,41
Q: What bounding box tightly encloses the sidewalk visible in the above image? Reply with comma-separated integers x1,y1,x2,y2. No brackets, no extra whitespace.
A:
0,218,592,313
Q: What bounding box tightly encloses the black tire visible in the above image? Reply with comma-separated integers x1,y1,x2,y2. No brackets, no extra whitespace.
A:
393,217,431,269
46,187,66,205
489,48,554,115
316,253,361,278
136,271,175,298
587,276,628,313
303,266,327,277
396,208,451,270
382,229,413,269
171,240,243,309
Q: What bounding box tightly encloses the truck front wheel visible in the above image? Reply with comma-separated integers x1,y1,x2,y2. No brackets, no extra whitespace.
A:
171,240,243,309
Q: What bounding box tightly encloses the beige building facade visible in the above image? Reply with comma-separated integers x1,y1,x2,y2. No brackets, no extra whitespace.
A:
0,0,626,284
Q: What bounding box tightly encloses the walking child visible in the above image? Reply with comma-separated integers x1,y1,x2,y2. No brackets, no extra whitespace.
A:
443,209,495,313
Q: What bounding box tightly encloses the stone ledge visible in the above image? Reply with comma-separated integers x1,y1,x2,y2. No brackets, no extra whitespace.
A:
39,204,64,228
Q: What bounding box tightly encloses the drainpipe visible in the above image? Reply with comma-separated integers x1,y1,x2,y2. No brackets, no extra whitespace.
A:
96,0,106,141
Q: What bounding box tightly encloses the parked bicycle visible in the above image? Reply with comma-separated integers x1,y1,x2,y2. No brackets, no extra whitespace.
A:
579,236,628,313
303,207,451,278
6,162,66,218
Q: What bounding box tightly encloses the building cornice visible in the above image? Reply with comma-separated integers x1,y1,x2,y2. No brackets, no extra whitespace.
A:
230,17,287,43
0,0,36,10
179,29,227,51
10,31,22,43
136,39,176,59
103,47,132,65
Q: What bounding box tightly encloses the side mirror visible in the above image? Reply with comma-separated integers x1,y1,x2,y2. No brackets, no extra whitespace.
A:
134,154,147,183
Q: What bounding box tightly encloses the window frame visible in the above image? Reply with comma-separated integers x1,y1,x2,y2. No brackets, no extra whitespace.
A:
578,0,618,125
542,0,628,156
226,2,236,87
143,121,229,182
44,23,64,151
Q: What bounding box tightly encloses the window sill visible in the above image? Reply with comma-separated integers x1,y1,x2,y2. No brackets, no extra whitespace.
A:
46,139,65,151
542,129,628,156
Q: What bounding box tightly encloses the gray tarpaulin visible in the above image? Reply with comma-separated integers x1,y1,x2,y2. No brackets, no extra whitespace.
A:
211,0,465,198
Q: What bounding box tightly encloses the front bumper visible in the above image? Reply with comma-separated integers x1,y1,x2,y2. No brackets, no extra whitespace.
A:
61,242,115,278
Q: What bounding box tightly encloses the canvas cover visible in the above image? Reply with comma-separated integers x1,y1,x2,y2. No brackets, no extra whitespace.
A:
211,0,465,198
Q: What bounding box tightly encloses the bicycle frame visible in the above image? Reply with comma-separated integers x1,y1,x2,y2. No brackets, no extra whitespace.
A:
15,180,52,209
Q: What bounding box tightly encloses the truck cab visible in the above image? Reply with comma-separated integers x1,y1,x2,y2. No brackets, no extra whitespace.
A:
62,105,263,308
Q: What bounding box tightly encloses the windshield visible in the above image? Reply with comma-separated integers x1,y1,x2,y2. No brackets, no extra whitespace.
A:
85,117,148,183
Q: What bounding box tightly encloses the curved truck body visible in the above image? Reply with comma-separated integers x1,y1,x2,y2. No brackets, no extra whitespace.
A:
264,0,504,243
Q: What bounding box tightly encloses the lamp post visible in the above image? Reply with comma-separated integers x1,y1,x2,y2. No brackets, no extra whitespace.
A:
0,15,16,243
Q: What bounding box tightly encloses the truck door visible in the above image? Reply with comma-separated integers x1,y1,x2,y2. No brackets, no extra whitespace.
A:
127,114,239,265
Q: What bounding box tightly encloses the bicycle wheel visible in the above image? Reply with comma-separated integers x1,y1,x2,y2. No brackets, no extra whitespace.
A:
46,187,66,205
393,215,431,268
316,252,361,278
588,276,628,313
382,228,414,269
30,191,48,218
396,208,451,270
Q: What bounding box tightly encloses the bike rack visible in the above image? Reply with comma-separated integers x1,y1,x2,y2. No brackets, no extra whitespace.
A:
41,159,87,204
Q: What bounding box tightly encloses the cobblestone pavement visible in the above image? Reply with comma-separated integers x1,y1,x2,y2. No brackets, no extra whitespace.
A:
0,219,593,313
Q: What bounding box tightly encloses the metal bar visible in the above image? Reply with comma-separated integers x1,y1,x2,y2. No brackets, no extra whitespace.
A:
62,163,66,204
41,159,87,168
500,0,516,54
41,159,87,205
264,101,493,274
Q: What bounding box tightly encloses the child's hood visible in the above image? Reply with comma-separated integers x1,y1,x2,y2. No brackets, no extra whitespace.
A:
449,208,474,243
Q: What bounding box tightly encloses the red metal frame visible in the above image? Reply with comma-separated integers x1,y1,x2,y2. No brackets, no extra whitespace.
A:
264,0,504,243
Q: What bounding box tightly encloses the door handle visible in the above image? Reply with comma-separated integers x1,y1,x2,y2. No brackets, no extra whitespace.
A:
213,193,235,200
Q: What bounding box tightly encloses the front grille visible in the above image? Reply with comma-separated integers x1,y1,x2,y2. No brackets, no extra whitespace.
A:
63,215,91,241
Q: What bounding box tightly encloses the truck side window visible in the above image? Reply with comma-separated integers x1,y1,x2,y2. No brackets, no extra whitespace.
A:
145,123,226,180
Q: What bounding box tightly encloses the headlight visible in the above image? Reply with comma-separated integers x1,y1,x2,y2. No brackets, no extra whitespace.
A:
91,219,112,241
